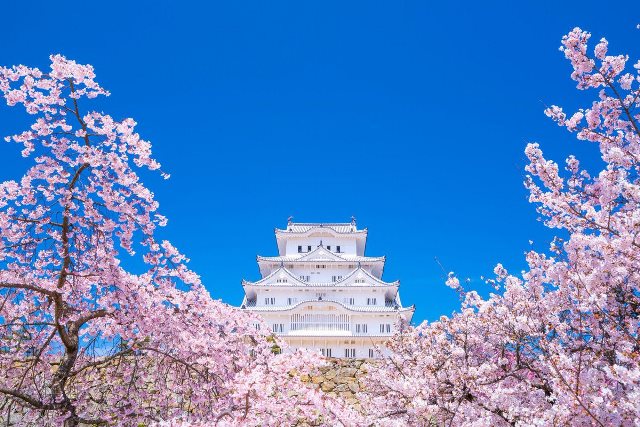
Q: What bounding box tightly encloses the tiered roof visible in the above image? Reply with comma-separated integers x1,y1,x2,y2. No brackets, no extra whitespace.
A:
245,298,414,318
257,246,385,277
275,220,368,255
242,265,399,288
242,219,415,327
275,222,366,235
257,252,384,264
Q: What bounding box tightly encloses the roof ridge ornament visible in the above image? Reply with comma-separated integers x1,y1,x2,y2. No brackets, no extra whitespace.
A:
351,216,356,225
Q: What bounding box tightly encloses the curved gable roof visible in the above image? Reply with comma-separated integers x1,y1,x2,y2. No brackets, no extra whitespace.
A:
246,298,415,316
297,246,349,261
243,265,398,288
256,250,385,264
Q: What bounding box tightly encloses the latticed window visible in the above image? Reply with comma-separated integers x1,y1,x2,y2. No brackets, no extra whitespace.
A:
379,323,391,333
290,313,351,332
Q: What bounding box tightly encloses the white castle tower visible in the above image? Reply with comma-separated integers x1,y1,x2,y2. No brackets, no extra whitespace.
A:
240,218,415,358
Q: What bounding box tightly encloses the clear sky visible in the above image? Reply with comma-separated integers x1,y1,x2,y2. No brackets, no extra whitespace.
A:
0,1,638,324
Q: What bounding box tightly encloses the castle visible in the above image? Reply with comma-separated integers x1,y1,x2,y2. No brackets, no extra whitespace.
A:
240,219,414,358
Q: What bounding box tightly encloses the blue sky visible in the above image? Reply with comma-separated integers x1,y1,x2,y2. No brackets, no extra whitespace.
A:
0,1,638,323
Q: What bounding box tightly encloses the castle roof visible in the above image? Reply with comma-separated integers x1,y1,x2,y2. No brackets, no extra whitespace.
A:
257,246,385,277
242,265,399,288
245,298,415,318
275,222,367,236
258,245,383,264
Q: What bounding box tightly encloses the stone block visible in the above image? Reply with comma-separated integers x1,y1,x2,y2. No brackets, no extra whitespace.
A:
324,369,337,379
339,367,358,376
333,383,349,392
320,381,336,392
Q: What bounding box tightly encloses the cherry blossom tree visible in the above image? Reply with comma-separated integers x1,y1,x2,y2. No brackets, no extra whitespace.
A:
361,27,640,426
0,56,361,426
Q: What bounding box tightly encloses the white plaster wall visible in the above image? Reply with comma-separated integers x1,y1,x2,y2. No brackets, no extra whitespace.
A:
255,287,393,307
256,309,400,337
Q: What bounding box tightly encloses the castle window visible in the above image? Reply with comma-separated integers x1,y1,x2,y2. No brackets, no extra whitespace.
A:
298,245,302,253
265,297,275,305
344,348,355,357
369,348,375,358
336,246,341,253
327,245,331,251
307,245,312,252
367,298,377,305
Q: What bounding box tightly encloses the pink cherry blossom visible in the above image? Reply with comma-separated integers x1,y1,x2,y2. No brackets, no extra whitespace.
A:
0,55,362,426
361,27,640,426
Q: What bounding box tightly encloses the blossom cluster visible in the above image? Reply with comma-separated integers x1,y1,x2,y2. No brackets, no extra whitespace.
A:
0,56,362,426
360,27,640,426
